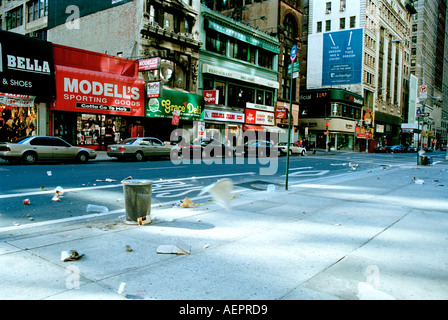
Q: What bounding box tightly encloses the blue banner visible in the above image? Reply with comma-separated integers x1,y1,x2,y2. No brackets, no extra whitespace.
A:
322,28,363,85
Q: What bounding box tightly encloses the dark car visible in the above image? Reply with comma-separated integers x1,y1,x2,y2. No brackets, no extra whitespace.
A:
374,145,390,153
388,144,406,153
236,140,282,157
180,139,234,159
407,146,417,153
0,136,97,164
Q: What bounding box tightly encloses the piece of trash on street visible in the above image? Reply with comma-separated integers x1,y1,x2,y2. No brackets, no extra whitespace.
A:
125,245,133,252
266,184,276,193
415,179,424,185
23,199,30,205
180,197,196,208
46,171,52,176
52,186,64,202
157,240,191,255
348,161,358,171
117,282,126,295
198,178,233,210
137,215,151,225
86,204,109,213
96,178,117,182
60,250,84,262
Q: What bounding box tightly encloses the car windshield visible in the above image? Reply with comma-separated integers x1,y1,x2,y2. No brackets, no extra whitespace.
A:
12,136,34,144
120,138,137,145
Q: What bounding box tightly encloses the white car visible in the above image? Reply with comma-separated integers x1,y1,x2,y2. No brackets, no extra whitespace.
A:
278,142,306,156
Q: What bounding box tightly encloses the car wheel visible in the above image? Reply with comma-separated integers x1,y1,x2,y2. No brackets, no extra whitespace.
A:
134,151,144,162
76,152,89,164
22,152,37,165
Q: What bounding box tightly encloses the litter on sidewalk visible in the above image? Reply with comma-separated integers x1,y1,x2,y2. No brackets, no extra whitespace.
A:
51,186,64,202
157,240,191,255
60,250,84,262
180,197,196,208
137,215,151,225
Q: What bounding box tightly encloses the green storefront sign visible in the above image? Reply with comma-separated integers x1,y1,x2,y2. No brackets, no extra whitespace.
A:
146,89,203,121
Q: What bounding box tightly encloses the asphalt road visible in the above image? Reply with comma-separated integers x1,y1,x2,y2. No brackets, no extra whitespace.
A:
1,150,446,229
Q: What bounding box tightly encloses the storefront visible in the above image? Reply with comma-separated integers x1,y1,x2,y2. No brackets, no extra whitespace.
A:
145,87,203,142
51,44,145,149
0,30,55,142
299,89,364,150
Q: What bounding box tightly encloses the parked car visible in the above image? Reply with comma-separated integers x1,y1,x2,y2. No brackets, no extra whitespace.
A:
388,144,407,153
179,139,235,159
278,142,307,156
236,140,283,157
107,137,178,161
374,145,389,153
0,136,97,164
407,146,417,153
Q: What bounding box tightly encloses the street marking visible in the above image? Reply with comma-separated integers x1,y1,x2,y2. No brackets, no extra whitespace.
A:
0,172,256,200
139,166,187,171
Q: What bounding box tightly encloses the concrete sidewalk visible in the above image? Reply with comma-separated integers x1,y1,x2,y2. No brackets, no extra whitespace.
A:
1,161,447,300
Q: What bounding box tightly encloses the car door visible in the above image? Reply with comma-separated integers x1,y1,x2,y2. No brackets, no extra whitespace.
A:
29,137,54,159
50,137,73,160
151,138,170,156
138,138,153,157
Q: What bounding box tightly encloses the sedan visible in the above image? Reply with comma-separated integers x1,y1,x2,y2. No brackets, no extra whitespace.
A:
236,140,283,157
278,142,307,156
179,139,235,159
107,137,178,161
0,136,97,164
388,145,407,153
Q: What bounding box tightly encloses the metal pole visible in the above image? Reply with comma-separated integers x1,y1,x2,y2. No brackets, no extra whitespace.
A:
285,62,293,191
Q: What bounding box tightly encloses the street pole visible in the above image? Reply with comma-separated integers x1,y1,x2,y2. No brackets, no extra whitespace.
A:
285,45,297,191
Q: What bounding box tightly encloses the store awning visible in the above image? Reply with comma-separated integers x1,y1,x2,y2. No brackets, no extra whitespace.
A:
243,124,264,131
262,126,286,133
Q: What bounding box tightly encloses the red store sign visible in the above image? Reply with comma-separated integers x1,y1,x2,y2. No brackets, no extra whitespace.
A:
52,65,145,116
204,90,219,104
245,109,275,126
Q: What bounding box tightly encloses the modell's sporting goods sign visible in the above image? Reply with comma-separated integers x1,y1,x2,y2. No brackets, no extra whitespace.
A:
52,65,145,116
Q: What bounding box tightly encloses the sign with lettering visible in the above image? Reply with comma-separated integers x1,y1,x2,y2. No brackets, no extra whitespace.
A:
204,90,219,104
52,65,145,116
146,88,203,121
245,109,275,126
322,28,363,85
203,109,245,123
0,30,55,98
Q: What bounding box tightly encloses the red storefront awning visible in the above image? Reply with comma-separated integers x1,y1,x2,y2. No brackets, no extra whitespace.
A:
243,124,265,131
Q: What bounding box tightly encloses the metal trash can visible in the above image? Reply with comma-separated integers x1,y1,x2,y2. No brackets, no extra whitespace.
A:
121,179,152,224
421,155,429,165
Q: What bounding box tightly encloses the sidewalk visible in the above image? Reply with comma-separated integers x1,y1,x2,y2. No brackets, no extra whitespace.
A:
1,161,448,300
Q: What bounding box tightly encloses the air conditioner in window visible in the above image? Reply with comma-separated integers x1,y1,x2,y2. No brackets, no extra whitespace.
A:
30,31,39,38
4,12,12,18
340,7,346,11
326,9,331,14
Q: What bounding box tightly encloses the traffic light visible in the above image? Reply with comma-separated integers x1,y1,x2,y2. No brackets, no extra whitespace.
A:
325,122,330,130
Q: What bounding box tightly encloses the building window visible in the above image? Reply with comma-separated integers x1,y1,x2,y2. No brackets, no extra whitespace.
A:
326,2,332,14
350,16,356,28
206,29,227,56
317,21,322,33
6,6,23,30
325,20,331,32
340,17,345,30
258,49,274,70
412,36,417,43
412,24,417,32
28,0,48,22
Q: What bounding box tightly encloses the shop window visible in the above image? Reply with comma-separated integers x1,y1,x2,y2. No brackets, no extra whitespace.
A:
75,114,128,148
0,104,37,142
237,87,255,108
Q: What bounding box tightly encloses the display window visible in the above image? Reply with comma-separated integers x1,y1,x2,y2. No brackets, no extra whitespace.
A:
0,104,38,142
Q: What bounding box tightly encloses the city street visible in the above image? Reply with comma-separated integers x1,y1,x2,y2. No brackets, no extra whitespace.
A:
1,150,442,229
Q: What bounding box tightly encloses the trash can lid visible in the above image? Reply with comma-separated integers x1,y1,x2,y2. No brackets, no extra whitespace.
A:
121,179,153,185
